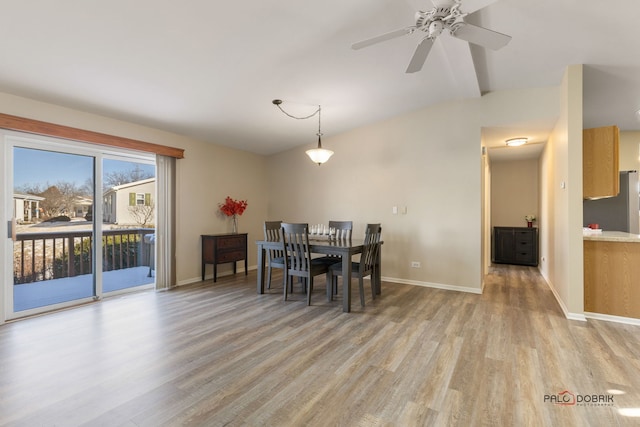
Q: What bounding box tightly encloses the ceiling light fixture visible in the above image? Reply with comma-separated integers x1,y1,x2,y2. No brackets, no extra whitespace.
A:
505,137,528,147
272,99,334,165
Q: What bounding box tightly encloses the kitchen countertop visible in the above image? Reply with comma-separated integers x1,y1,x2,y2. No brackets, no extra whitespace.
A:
583,230,640,242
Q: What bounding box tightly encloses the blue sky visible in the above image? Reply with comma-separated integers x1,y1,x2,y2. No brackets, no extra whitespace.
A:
13,147,155,190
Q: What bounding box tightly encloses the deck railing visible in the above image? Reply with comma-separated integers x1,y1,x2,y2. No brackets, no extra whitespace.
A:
13,228,155,284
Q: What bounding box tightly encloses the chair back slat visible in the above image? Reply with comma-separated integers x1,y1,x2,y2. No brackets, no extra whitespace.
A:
264,221,284,258
360,223,382,273
329,220,353,241
281,223,311,272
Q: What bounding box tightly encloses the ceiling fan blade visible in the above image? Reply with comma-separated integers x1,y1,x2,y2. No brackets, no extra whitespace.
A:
451,23,511,50
405,37,435,73
351,27,415,50
461,0,499,14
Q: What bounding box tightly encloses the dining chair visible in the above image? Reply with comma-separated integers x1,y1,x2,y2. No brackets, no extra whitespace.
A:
327,223,381,307
264,221,285,290
280,222,329,305
317,220,353,266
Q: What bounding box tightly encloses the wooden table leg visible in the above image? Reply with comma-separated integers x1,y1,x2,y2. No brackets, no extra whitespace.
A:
342,251,352,312
375,246,382,295
257,245,266,294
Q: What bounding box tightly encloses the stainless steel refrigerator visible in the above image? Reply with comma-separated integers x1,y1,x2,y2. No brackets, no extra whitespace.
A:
583,170,640,233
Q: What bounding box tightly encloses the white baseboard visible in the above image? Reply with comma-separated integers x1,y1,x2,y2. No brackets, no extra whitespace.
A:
584,311,640,326
177,265,256,287
539,269,587,321
382,276,482,295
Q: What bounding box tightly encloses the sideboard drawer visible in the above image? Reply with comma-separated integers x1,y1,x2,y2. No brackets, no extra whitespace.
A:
217,250,246,263
217,236,245,250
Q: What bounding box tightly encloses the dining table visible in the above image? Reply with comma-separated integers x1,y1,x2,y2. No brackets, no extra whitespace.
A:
255,237,382,312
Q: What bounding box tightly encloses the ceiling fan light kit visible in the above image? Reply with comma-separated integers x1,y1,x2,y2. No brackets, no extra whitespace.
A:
272,99,334,165
351,0,511,73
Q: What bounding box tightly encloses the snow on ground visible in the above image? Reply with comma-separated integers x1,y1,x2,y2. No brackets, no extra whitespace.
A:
13,266,154,312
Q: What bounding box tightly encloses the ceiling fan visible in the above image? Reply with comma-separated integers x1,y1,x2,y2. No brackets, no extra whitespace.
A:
351,0,511,74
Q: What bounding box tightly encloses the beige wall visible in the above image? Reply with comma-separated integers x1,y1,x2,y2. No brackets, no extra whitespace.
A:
490,159,539,228
481,147,492,277
0,92,269,288
267,87,560,293
620,131,640,172
539,64,584,319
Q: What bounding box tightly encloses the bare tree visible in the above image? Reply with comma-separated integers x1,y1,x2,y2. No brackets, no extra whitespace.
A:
17,181,87,218
104,165,153,190
80,177,94,197
38,186,66,217
128,198,155,227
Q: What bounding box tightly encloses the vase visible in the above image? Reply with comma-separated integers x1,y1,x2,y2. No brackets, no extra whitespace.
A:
232,215,238,234
527,221,533,228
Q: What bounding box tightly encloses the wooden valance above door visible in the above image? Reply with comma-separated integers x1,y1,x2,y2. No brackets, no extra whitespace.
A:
0,113,184,159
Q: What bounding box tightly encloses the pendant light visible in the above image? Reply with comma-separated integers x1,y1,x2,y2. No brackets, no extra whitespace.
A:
272,99,334,165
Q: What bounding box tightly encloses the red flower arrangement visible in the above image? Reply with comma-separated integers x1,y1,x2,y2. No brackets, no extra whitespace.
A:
219,196,248,217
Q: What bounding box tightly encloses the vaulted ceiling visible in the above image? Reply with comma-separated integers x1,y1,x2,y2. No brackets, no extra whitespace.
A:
1,0,639,157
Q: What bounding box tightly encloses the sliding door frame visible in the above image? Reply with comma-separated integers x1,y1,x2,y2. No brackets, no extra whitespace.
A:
2,130,156,321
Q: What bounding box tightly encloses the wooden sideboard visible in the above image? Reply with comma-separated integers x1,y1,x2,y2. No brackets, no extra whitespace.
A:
201,233,248,282
492,226,538,266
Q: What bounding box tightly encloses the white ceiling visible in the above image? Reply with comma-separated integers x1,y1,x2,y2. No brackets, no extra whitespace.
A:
0,0,639,159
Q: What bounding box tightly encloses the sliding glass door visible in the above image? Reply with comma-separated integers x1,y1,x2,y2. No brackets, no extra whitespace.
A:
12,146,96,312
101,157,156,294
4,133,156,319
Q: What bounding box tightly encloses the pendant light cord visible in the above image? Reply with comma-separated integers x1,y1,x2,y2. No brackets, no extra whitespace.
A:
273,101,321,121
272,99,327,152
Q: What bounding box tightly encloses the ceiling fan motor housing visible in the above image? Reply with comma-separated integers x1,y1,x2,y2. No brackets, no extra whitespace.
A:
415,4,465,38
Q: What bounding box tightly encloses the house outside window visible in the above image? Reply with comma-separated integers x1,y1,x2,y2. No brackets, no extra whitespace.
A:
103,178,155,225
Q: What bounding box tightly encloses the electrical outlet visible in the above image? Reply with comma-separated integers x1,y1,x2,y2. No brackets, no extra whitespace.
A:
411,261,421,268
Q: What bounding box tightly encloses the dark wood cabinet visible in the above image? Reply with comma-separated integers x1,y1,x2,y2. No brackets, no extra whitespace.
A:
492,227,538,266
201,233,248,282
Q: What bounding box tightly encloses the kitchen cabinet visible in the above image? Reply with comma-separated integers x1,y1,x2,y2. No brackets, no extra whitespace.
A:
201,233,248,282
583,125,619,199
492,227,538,266
584,237,640,319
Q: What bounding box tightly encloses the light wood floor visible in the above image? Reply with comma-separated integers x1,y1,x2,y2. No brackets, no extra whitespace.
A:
1,265,639,426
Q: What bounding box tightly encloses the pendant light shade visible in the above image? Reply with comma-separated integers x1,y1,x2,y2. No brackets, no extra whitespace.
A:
306,134,334,165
